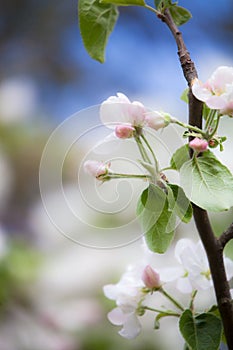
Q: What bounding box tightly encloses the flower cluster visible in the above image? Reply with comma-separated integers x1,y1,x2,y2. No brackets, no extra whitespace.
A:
192,66,233,117
100,92,171,139
103,238,233,339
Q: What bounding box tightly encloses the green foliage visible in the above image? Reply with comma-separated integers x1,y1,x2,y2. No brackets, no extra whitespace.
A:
170,144,190,170
180,151,233,212
78,0,119,62
0,241,41,306
179,309,223,350
154,1,191,26
169,5,192,26
167,184,193,223
100,0,145,6
137,184,175,253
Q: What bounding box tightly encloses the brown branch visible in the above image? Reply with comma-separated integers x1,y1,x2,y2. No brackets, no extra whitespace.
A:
160,8,233,349
219,222,233,249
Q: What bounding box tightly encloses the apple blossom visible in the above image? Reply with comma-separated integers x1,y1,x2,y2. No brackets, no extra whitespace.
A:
192,66,233,116
159,239,233,294
103,264,146,339
100,92,146,129
189,137,208,152
142,265,161,289
83,160,110,179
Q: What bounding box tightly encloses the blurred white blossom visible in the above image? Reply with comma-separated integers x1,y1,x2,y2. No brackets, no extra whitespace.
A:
0,78,38,123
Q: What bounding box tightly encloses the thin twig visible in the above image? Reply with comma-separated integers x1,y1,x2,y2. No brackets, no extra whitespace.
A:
219,222,233,249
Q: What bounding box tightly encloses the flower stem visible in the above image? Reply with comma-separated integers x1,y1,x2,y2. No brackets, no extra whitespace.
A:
108,173,151,180
208,114,221,139
134,134,151,164
140,133,159,173
143,306,180,317
205,109,216,130
171,118,206,137
160,288,185,311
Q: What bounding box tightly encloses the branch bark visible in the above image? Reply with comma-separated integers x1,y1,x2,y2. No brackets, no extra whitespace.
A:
161,9,233,349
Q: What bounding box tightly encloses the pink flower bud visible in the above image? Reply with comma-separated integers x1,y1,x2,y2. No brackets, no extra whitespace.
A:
83,160,109,179
142,265,161,289
145,111,170,131
189,138,208,152
115,124,135,139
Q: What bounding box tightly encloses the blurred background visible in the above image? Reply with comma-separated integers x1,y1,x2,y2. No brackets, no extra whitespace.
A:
0,0,233,349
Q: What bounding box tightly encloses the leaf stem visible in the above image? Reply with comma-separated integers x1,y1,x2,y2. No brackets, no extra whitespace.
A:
144,4,160,16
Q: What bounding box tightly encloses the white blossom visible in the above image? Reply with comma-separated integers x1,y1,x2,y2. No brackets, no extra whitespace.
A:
160,238,233,294
192,66,233,116
103,264,145,339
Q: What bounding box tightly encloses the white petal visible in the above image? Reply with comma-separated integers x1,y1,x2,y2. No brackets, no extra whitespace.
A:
175,239,196,264
192,79,212,102
100,99,131,127
103,284,118,300
108,308,126,325
205,95,227,110
159,266,184,282
209,66,233,93
176,277,193,294
118,313,141,339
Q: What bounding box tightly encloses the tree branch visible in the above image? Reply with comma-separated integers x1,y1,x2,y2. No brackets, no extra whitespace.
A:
219,222,233,249
161,9,233,349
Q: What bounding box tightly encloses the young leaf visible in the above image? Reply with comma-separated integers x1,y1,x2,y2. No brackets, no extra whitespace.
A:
169,5,192,26
180,151,233,212
170,144,190,170
180,88,189,104
100,0,145,6
78,0,119,63
137,184,175,253
167,184,193,223
179,309,222,350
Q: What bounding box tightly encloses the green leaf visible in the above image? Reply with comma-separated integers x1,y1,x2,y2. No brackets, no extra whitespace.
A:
155,0,172,12
169,5,192,26
137,184,175,253
167,184,193,223
170,144,190,170
180,151,233,212
181,88,189,104
179,309,222,350
100,0,145,6
78,0,119,63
